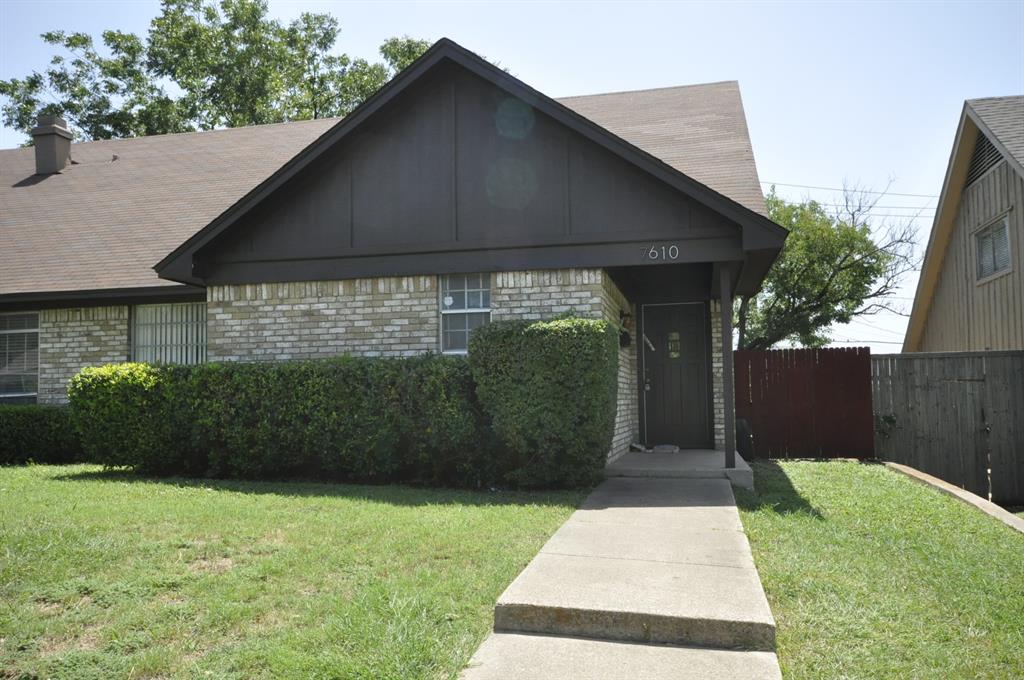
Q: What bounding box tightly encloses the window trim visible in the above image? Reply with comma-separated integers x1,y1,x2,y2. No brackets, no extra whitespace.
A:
0,310,39,401
973,211,1013,286
438,273,491,355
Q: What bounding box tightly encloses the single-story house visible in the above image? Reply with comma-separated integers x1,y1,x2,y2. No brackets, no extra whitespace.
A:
904,94,1024,352
0,38,786,465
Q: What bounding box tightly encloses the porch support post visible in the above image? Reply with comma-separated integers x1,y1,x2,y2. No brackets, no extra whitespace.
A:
719,265,736,469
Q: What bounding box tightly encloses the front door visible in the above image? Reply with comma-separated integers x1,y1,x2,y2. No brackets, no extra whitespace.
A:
641,303,711,447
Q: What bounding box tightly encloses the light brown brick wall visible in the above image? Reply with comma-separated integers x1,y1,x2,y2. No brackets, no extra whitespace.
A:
38,306,130,404
600,274,639,462
491,269,606,320
710,299,727,450
206,278,439,361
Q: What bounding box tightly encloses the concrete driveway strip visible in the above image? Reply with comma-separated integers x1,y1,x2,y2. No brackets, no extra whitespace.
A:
462,477,781,678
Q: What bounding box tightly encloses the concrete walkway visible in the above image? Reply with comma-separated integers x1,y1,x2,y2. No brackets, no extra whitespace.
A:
462,477,780,679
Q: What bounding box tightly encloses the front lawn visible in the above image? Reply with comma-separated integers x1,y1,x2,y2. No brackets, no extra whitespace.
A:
737,461,1024,679
0,465,584,679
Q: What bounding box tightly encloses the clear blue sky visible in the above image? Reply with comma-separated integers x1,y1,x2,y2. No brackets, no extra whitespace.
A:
2,0,1022,350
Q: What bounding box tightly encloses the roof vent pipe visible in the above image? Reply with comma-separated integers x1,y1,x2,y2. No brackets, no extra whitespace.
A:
31,115,73,175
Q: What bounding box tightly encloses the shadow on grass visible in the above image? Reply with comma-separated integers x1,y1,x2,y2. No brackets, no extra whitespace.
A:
734,459,823,518
49,467,588,509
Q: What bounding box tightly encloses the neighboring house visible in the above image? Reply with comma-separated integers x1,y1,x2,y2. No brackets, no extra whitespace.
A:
0,39,785,463
904,95,1024,352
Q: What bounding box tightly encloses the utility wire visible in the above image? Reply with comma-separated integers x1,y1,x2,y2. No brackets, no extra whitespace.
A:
809,203,935,210
761,181,938,198
828,339,905,345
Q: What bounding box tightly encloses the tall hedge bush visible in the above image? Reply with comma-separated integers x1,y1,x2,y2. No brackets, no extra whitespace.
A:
67,316,618,488
69,355,483,485
468,317,619,487
0,404,83,465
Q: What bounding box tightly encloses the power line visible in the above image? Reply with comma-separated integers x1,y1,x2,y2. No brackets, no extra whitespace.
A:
829,338,904,345
810,203,935,210
761,181,938,198
846,320,906,337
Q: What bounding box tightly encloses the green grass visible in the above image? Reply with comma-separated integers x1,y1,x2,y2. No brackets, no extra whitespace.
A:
0,465,585,679
737,461,1024,679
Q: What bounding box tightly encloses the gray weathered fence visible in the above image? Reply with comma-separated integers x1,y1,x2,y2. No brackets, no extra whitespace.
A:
872,351,1024,505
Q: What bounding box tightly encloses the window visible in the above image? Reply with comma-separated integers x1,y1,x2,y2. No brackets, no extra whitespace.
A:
440,273,490,353
132,302,207,364
975,216,1011,281
0,312,39,403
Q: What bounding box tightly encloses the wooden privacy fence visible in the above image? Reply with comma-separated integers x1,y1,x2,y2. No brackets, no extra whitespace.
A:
872,351,1024,505
734,348,874,459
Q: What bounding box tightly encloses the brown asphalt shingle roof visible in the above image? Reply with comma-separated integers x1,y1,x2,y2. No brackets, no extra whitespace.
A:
560,81,766,217
968,95,1024,170
0,81,764,298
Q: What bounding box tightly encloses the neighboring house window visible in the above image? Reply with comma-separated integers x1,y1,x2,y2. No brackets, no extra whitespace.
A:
440,273,490,353
975,216,1011,280
0,312,39,403
132,302,207,364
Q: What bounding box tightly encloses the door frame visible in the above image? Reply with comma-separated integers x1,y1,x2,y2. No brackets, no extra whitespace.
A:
637,301,714,448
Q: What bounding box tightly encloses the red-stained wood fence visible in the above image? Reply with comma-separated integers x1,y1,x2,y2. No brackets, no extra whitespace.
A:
734,347,874,459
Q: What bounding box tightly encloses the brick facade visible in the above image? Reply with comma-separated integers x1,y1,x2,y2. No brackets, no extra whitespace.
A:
491,269,606,320
206,277,439,361
38,306,130,404
600,274,639,463
709,300,727,450
28,268,658,460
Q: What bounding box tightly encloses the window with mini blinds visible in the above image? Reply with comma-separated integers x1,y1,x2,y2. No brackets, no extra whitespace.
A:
975,216,1011,281
0,312,38,402
132,302,207,364
440,274,490,353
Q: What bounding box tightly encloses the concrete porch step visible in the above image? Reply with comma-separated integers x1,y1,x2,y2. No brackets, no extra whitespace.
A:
461,633,782,680
491,478,776,651
606,450,754,490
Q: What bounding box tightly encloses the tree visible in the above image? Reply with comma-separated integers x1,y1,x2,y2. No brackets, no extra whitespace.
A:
0,30,187,140
0,0,431,142
736,186,918,350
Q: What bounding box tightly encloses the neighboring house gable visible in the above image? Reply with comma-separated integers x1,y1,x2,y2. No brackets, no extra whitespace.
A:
904,95,1024,352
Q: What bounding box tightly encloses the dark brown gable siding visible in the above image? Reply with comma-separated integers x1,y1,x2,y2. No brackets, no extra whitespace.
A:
205,63,740,284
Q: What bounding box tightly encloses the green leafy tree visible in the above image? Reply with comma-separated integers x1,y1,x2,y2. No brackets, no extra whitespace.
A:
0,30,186,140
0,0,431,142
737,187,917,349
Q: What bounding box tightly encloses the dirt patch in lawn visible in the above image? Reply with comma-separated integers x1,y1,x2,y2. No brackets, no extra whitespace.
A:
188,556,235,574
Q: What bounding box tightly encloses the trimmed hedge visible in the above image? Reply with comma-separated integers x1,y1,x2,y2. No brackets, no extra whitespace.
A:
69,356,485,485
67,316,619,488
468,317,619,487
0,404,84,465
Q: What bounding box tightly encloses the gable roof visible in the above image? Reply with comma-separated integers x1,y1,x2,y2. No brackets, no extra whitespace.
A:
903,95,1024,351
559,81,766,216
0,38,781,302
157,38,784,284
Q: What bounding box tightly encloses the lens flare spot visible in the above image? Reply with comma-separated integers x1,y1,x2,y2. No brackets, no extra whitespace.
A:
494,98,535,140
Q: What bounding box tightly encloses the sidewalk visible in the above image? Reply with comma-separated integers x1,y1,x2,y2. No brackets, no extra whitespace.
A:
462,477,780,679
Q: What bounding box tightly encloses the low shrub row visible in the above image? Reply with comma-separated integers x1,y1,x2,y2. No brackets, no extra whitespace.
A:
0,404,83,465
66,317,619,488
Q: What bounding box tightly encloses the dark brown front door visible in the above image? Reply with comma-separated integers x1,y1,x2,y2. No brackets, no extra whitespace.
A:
641,303,711,447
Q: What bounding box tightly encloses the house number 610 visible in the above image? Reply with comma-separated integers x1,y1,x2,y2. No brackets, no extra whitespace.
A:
645,244,680,260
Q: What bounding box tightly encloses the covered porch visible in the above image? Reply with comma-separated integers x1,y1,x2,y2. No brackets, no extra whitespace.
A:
607,259,758,486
